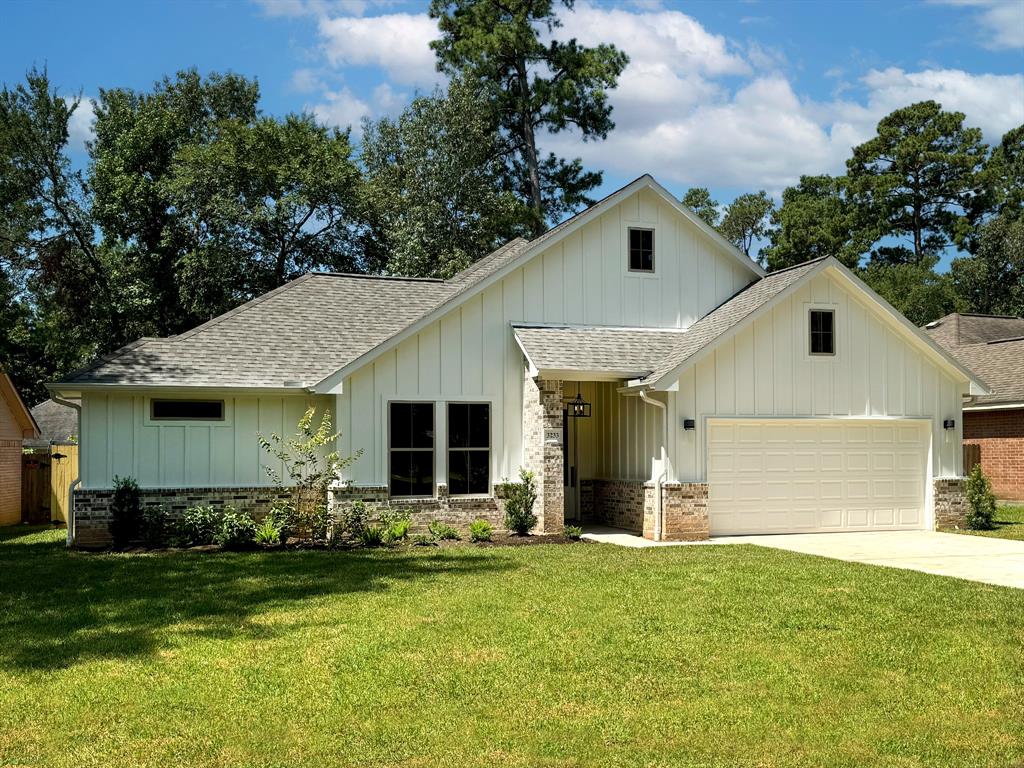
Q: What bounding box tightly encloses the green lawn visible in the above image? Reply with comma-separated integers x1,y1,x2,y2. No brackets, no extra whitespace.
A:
1,527,1022,768
949,504,1024,541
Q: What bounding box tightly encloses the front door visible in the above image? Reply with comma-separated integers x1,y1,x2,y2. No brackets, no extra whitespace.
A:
562,408,579,521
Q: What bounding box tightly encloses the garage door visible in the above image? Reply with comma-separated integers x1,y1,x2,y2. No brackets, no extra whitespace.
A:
707,419,928,535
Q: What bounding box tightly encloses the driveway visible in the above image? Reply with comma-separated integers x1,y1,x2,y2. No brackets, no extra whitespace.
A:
728,530,1024,589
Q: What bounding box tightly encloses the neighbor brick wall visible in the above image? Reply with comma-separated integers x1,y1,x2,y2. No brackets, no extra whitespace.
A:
73,486,293,549
0,438,21,526
329,484,507,534
934,478,969,529
964,409,1024,500
522,374,564,533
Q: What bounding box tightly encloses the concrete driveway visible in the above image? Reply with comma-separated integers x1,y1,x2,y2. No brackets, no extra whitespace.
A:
728,530,1024,589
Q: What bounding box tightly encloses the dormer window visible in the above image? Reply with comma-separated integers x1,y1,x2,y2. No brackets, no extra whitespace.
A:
628,227,654,273
809,309,835,355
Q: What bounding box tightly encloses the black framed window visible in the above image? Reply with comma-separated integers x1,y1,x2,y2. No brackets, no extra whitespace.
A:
447,403,490,495
151,399,224,421
809,309,835,355
389,402,434,497
628,227,654,272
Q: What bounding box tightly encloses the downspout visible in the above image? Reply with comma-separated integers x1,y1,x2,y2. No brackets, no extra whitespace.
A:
638,390,668,543
51,394,81,547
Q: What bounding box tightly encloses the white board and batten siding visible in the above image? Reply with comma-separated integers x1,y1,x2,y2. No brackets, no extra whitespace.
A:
80,392,333,489
336,188,754,487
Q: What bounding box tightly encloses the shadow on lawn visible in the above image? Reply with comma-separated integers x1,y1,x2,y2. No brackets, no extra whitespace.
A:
0,531,517,671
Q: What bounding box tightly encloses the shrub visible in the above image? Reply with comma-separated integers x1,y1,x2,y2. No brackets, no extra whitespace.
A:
965,464,997,530
358,524,386,547
215,506,257,549
254,517,283,546
179,505,221,546
428,521,460,541
383,517,411,544
563,524,583,540
139,505,171,547
265,501,295,541
335,500,368,541
411,534,435,546
503,468,538,535
469,519,493,542
109,475,142,547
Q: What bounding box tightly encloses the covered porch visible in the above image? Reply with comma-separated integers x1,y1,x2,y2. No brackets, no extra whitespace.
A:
514,324,710,541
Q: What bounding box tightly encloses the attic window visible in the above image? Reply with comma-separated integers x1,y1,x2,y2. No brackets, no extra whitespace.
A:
628,227,654,272
151,399,224,421
809,309,835,356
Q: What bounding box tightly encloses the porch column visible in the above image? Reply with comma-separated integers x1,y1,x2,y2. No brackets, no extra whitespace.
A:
522,372,564,533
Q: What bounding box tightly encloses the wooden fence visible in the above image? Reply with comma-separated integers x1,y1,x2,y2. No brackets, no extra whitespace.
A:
963,443,981,474
21,444,79,524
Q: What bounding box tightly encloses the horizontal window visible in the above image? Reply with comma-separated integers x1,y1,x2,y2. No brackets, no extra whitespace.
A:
390,402,434,497
151,399,224,421
448,403,490,495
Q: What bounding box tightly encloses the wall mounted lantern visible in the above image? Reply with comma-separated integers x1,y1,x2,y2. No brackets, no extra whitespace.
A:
943,419,955,430
682,418,696,431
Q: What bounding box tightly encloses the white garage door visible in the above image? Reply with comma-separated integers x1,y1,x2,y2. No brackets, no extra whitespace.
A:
707,419,928,535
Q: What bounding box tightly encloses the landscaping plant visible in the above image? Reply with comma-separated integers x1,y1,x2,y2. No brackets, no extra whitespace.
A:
965,464,997,530
215,507,257,549
428,521,461,541
254,517,283,546
257,407,360,542
335,500,368,542
358,525,386,547
109,475,142,547
563,525,582,540
469,519,493,542
503,469,538,535
179,505,221,546
139,506,170,547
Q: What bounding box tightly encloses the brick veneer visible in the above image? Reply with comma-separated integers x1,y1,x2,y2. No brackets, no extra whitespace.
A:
522,374,564,533
964,408,1024,500
585,479,710,541
933,477,969,528
73,486,293,549
329,483,507,533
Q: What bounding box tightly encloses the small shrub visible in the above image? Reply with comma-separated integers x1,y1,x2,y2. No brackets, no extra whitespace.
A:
503,468,538,535
358,524,386,547
411,534,435,546
469,519,493,542
254,517,283,546
109,475,142,547
384,517,411,544
428,520,460,541
139,505,171,547
965,464,997,530
335,500,368,540
215,506,257,549
179,505,221,546
563,524,583,540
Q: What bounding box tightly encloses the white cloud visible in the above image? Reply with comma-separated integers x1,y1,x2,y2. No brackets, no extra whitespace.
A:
65,96,95,154
930,0,1024,50
311,87,370,133
317,12,440,86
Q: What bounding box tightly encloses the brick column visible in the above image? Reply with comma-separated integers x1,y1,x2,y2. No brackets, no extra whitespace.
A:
934,477,969,528
523,372,564,533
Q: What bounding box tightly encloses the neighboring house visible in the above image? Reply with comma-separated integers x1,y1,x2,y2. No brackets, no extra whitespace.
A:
0,371,41,526
925,313,1024,500
24,399,78,448
49,175,986,547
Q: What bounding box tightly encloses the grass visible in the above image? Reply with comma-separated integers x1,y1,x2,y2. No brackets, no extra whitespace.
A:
948,503,1024,541
0,527,1022,768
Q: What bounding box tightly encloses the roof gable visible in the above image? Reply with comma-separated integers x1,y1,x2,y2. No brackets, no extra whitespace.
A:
0,372,40,438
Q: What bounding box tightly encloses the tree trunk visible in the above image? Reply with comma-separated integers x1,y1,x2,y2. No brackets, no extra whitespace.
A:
515,59,544,236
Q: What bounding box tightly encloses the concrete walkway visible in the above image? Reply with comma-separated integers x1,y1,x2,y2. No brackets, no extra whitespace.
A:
582,526,1024,589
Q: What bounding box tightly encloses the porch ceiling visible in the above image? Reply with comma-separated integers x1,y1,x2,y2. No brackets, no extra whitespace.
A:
512,323,684,380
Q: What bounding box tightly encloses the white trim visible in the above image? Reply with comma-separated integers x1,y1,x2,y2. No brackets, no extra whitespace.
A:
312,175,765,394
964,402,1024,412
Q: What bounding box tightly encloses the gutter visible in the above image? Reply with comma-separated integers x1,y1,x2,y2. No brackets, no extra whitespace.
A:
638,390,668,543
51,394,81,548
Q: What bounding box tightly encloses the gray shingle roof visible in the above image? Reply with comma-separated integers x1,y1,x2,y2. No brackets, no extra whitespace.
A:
925,315,1024,406
642,258,827,386
513,324,685,378
25,399,78,447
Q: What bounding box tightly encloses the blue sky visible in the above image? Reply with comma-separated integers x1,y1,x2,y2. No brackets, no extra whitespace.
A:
3,0,1022,208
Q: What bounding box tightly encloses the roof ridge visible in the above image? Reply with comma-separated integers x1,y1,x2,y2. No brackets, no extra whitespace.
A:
988,336,1024,345
311,272,445,283
764,255,830,277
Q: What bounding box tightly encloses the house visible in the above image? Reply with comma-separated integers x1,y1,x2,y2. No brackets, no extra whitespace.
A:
24,399,78,449
48,175,987,547
1,371,41,526
925,313,1024,500
22,399,80,526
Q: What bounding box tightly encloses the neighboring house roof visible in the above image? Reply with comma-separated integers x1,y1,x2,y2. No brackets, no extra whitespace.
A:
24,399,78,447
0,371,40,439
924,313,1024,408
641,258,827,387
512,324,684,379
